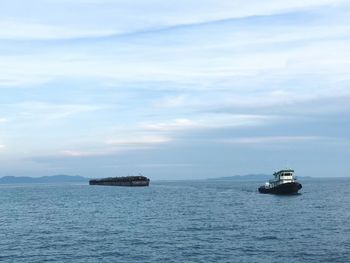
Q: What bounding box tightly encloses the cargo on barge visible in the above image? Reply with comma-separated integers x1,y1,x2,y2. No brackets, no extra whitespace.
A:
89,176,150,187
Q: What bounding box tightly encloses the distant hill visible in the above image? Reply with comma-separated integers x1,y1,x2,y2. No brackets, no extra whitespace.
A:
208,174,312,181
0,175,89,184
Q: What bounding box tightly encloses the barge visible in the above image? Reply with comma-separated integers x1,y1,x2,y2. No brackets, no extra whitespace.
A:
89,176,150,187
258,169,302,194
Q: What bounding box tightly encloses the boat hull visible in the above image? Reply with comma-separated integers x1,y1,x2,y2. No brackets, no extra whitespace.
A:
258,182,302,194
89,180,149,187
89,176,150,187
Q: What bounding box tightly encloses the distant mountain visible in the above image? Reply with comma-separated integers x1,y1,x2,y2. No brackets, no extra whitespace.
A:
208,174,312,181
0,175,89,184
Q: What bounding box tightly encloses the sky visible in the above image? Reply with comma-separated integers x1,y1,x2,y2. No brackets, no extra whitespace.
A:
0,0,350,179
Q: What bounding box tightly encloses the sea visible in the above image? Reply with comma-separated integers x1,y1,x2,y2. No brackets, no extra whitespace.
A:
1,179,350,263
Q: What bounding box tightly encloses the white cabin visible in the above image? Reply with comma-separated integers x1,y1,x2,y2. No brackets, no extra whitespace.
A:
266,169,295,188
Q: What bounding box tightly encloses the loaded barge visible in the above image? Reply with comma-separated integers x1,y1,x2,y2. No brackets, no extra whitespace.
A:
258,169,302,194
89,176,150,187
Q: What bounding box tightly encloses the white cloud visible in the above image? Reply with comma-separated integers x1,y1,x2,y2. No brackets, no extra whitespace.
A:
141,115,274,132
221,88,350,109
14,102,104,120
219,136,323,144
2,32,350,91
106,135,171,146
0,118,8,123
57,114,274,159
1,0,350,176
141,118,196,131
60,135,171,158
58,114,274,159
0,75,51,87
0,20,116,40
0,0,347,52
41,0,347,31
61,150,111,157
154,95,188,108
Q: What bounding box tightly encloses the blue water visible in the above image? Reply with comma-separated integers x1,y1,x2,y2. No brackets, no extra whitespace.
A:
1,179,350,262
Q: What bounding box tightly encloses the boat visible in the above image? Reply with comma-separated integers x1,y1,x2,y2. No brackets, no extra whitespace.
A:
89,175,150,187
258,169,302,194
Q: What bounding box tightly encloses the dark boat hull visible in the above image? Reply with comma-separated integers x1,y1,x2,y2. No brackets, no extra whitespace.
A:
89,176,150,187
258,182,302,194
89,180,149,186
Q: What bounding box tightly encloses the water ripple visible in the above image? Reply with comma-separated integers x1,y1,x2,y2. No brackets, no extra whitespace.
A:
0,179,349,262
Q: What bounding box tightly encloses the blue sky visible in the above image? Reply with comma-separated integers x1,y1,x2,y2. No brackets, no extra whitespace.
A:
0,0,350,179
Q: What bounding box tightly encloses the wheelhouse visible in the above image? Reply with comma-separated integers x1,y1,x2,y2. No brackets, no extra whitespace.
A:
268,169,295,187
273,169,294,183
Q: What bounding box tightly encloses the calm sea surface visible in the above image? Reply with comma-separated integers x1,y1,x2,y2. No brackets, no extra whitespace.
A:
1,179,350,262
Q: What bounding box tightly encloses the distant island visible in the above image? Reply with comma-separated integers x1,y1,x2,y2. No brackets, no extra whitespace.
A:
208,174,313,181
0,175,89,184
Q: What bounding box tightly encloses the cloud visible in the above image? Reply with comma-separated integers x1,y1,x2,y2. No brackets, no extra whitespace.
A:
141,119,196,131
0,75,52,87
141,114,275,132
56,114,274,159
2,2,350,89
106,135,171,146
41,0,347,31
219,136,323,144
55,114,274,159
1,0,350,178
154,95,188,108
0,118,8,123
60,135,172,158
2,24,350,90
13,102,105,120
0,19,116,40
61,150,110,157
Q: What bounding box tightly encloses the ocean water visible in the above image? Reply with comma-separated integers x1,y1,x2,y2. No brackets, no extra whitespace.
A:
1,179,350,263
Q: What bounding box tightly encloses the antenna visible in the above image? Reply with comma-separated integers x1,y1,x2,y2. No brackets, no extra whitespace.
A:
285,160,290,170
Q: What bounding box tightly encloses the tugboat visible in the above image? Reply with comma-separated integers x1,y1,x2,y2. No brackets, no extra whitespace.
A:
258,169,302,194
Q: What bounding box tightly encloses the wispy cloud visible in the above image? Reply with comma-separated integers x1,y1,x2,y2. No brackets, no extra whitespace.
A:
2,21,350,91
33,0,348,36
141,114,275,132
12,102,105,120
219,136,323,144
61,149,111,157
141,119,196,131
0,19,116,40
106,135,171,146
60,135,171,158
1,0,350,177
